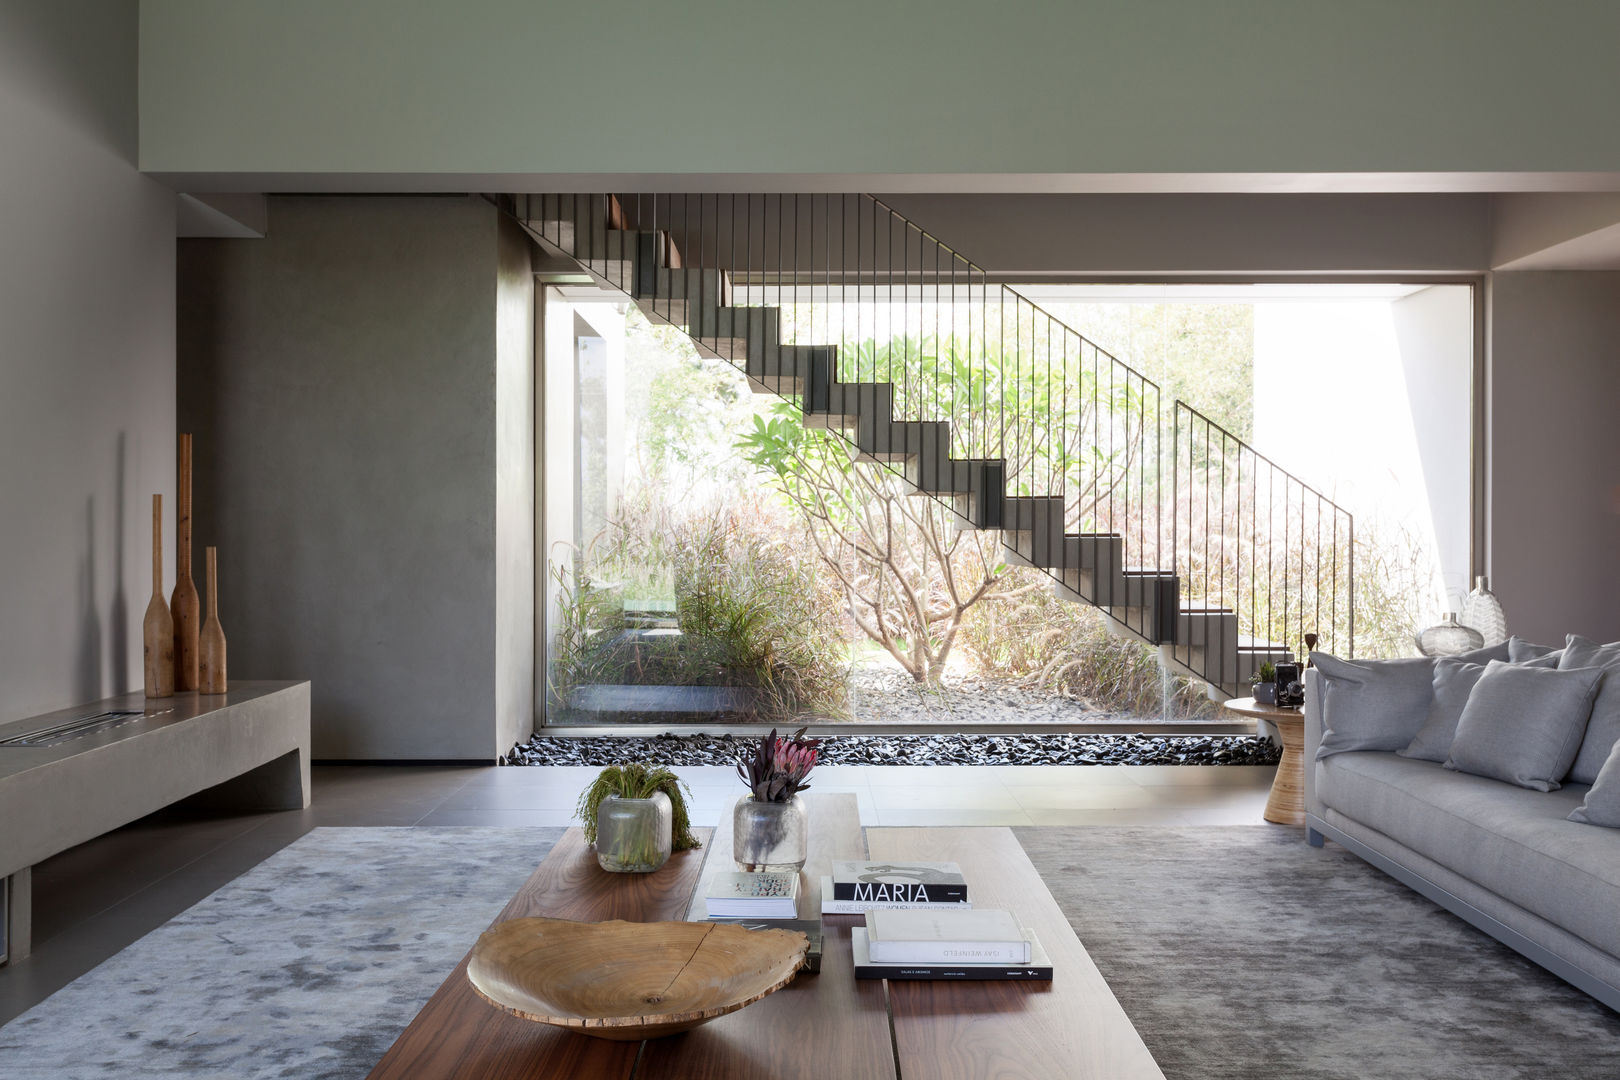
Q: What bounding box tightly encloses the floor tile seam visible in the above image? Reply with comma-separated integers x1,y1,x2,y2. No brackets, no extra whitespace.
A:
416,767,489,816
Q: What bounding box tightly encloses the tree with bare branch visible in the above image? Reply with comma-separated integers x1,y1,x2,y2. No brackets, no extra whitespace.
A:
738,400,1040,683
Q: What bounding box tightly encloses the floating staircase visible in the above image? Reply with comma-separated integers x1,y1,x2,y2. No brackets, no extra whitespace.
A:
514,194,1353,697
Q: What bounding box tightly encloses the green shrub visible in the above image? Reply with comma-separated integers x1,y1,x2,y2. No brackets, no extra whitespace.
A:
548,493,850,721
960,568,1220,719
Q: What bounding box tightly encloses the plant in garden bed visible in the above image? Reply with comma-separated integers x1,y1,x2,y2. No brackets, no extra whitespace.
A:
733,728,819,873
576,764,701,873
545,491,850,722
959,572,1221,719
738,399,1019,685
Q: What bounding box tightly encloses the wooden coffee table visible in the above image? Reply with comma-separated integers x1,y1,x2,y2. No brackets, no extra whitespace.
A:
1223,696,1306,825
368,792,1163,1079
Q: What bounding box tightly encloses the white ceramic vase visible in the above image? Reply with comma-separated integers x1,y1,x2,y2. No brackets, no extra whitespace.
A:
1460,576,1507,647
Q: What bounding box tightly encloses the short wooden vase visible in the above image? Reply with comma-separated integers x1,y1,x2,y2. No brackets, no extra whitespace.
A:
142,494,175,699
199,546,227,694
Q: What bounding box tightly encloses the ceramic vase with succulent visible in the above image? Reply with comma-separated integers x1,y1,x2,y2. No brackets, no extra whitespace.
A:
1251,661,1279,706
733,727,819,873
576,764,701,873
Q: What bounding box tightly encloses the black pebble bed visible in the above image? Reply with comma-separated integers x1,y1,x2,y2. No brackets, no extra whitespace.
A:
503,732,1281,768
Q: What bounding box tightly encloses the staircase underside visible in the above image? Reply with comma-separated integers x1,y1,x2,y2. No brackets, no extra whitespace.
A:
519,195,1294,697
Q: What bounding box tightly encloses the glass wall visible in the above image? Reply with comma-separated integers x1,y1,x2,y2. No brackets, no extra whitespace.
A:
539,282,1475,730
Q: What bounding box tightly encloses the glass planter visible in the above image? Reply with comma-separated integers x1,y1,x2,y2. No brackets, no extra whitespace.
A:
733,795,808,873
1415,612,1486,657
595,792,673,873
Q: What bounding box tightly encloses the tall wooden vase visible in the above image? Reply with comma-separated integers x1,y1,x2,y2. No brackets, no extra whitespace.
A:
199,546,228,694
171,434,201,690
143,494,175,699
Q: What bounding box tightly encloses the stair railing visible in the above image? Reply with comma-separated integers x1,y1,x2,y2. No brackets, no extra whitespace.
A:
1172,401,1355,681
514,193,1353,687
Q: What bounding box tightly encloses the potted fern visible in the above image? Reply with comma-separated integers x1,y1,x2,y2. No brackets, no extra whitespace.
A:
576,764,701,873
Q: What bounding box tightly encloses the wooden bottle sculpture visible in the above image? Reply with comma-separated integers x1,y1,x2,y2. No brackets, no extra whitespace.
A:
142,494,175,698
199,546,228,694
171,434,200,690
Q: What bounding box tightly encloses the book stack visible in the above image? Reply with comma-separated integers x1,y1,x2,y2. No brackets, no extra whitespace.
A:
851,908,1052,981
704,872,800,918
821,861,971,915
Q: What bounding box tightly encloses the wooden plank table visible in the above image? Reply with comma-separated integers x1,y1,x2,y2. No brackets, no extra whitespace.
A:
870,827,1163,1080
636,792,894,1079
369,794,1163,1079
366,829,712,1079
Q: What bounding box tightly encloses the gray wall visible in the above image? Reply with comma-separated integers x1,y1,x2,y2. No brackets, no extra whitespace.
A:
178,196,534,760
136,1,1620,186
877,195,1494,277
494,215,536,756
0,0,176,727
1487,272,1620,645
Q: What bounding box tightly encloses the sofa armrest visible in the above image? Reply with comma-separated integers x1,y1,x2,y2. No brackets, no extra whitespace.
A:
1304,669,1325,818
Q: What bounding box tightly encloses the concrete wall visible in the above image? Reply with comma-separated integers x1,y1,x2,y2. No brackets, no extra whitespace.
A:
0,0,176,727
1487,272,1620,645
136,0,1620,189
494,215,536,754
878,195,1493,277
178,196,533,760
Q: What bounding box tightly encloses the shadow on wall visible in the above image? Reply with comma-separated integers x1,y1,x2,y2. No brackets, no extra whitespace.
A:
72,432,133,705
76,495,102,703
110,431,129,693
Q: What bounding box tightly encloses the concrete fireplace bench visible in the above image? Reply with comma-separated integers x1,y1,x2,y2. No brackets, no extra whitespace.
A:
0,681,310,965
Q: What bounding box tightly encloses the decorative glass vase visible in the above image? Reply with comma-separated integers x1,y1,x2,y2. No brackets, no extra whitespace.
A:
1415,612,1486,657
733,795,808,873
594,792,673,873
1460,576,1507,647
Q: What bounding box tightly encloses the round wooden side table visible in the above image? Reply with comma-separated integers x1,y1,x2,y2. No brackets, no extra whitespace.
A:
1223,696,1305,826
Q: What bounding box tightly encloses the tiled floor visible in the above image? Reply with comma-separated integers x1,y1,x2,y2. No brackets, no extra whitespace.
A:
0,762,1280,1025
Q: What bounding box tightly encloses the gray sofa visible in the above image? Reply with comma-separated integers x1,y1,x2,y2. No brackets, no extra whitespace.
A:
1304,669,1620,1012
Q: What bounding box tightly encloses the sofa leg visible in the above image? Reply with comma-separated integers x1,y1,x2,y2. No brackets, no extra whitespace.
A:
1307,827,1325,848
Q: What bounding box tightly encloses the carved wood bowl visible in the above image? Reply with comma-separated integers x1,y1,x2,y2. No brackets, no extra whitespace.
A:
466,917,811,1040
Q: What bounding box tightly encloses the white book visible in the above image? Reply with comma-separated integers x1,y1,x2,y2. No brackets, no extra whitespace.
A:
820,876,972,915
852,927,1052,981
704,872,799,918
865,907,1031,964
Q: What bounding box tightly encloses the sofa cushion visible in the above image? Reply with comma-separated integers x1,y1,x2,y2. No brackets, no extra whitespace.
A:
1571,739,1620,828
1443,661,1602,791
1559,634,1620,670
1311,643,1509,760
1399,658,1485,764
1570,674,1620,786
1317,751,1620,959
1560,638,1620,785
1402,651,1569,766
1508,636,1560,663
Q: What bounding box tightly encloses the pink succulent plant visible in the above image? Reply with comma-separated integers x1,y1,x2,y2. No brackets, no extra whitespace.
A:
737,726,820,802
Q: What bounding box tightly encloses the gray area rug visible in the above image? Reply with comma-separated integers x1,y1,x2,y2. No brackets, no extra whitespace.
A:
0,827,564,1079
3,826,1616,1078
1017,826,1620,1080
